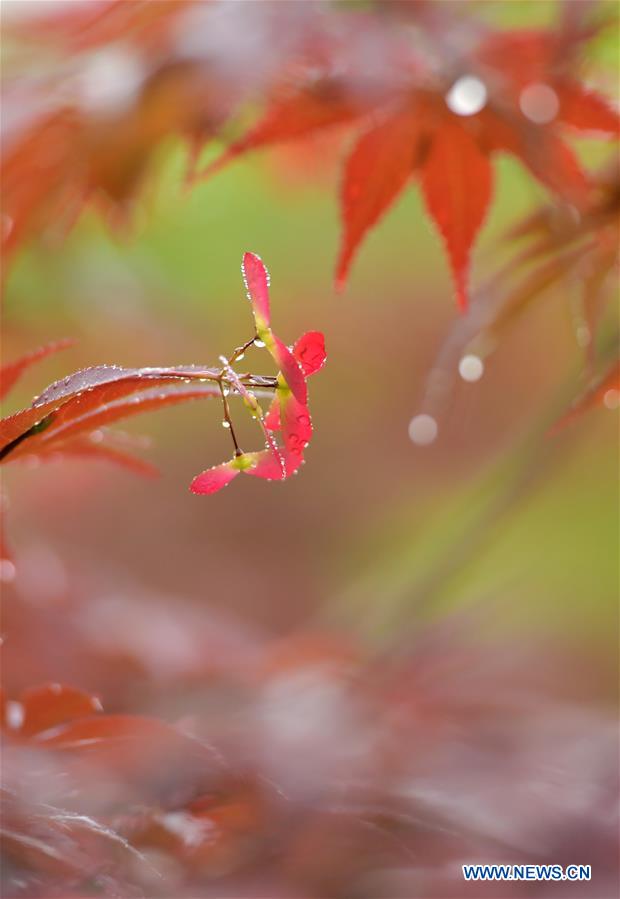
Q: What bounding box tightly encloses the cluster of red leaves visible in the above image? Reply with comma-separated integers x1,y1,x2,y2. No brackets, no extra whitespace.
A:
0,254,326,503
412,159,619,432
2,619,618,899
2,682,227,897
492,160,619,352
501,159,620,428
204,24,619,310
2,1,618,308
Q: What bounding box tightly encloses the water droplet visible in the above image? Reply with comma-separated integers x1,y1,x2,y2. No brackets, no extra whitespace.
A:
458,354,484,382
408,414,438,446
236,353,245,362
445,75,487,116
603,389,620,410
222,421,231,429
254,339,266,349
519,83,559,124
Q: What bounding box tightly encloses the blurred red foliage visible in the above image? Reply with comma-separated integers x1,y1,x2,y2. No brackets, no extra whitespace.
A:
2,1,618,307
1,4,619,897
2,611,618,897
407,155,619,432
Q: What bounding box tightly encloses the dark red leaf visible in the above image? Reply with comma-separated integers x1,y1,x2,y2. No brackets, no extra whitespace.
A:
519,133,589,206
558,82,620,135
21,382,221,459
202,81,364,179
18,683,103,738
0,365,222,461
421,122,493,311
336,109,420,288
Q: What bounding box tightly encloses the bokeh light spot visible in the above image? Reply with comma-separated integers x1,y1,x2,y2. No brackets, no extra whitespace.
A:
0,559,16,583
458,354,485,382
78,48,144,114
445,76,487,116
408,414,438,446
519,83,559,124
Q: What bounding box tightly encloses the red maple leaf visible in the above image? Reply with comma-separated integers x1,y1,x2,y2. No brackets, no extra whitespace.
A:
1,59,234,268
204,27,618,310
337,28,618,309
